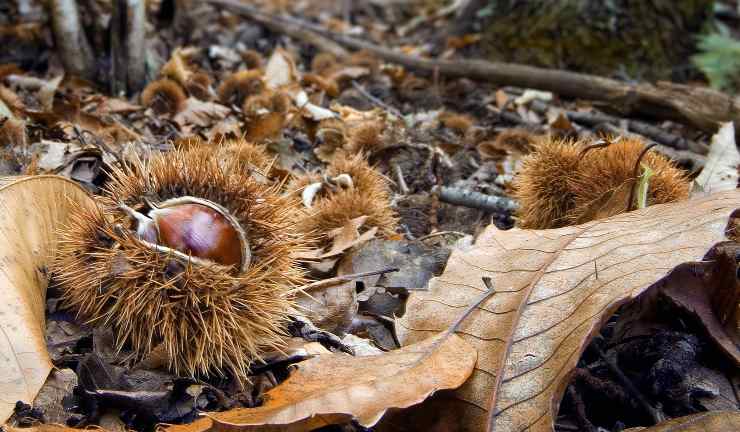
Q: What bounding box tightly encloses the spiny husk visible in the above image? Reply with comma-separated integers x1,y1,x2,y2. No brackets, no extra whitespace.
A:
513,136,690,229
243,91,292,143
140,78,187,115
345,120,384,155
241,49,264,70
437,111,473,135
292,153,398,241
52,146,307,384
185,72,213,100
218,70,265,106
311,52,338,74
302,73,339,97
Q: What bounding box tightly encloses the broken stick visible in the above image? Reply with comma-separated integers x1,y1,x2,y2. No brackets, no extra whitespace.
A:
209,0,740,134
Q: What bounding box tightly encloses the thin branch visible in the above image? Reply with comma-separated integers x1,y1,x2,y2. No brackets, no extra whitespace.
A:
299,267,400,292
434,185,519,213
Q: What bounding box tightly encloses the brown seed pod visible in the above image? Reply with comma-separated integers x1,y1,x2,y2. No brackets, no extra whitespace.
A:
438,111,473,135
513,136,690,229
345,120,385,155
311,52,338,74
218,137,275,175
185,72,213,100
0,117,26,148
241,49,264,70
314,118,347,162
218,70,265,106
140,78,187,115
52,146,307,383
243,91,292,143
292,153,398,243
301,73,339,98
160,50,191,87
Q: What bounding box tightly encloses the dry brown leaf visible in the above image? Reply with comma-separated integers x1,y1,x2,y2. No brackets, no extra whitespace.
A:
321,215,378,258
614,242,740,365
623,411,740,431
0,175,96,423
165,333,476,432
396,191,740,432
173,98,230,127
265,48,299,90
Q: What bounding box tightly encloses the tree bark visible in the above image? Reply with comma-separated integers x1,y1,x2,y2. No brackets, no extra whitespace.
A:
49,0,96,80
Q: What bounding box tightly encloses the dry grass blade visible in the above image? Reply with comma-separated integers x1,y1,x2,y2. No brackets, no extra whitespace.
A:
0,176,95,423
164,333,476,431
397,190,740,432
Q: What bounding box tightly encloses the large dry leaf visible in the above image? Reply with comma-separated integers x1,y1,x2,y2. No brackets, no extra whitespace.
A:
0,176,95,423
166,333,476,432
397,191,740,432
624,411,740,431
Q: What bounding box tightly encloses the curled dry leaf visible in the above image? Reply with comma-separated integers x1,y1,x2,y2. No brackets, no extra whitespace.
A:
623,410,740,431
693,122,740,196
164,333,476,432
397,190,740,432
0,176,95,423
173,98,231,127
265,48,299,90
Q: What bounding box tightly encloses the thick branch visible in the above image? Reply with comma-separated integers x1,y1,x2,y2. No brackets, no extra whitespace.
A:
209,0,740,134
49,0,96,80
126,0,147,92
208,0,348,59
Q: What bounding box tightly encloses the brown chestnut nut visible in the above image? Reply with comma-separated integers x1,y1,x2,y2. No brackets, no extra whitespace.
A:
121,196,250,272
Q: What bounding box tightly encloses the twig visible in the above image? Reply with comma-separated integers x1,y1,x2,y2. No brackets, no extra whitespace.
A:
417,230,467,241
445,277,496,335
299,267,399,292
486,105,541,129
433,185,518,213
207,0,349,59
392,162,410,194
208,1,739,134
596,348,666,425
596,123,706,172
530,100,708,155
351,81,403,117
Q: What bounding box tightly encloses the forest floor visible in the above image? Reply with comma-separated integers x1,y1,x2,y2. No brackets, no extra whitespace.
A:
1,1,739,432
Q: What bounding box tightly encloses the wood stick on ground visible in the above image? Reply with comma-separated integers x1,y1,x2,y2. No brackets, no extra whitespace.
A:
596,123,706,173
529,100,709,155
433,185,519,213
48,0,96,80
207,0,349,59
209,0,740,134
299,267,399,292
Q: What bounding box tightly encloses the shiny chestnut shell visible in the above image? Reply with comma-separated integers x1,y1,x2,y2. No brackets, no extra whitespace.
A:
149,196,251,272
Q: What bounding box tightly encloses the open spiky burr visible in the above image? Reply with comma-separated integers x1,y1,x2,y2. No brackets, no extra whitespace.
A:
52,145,306,383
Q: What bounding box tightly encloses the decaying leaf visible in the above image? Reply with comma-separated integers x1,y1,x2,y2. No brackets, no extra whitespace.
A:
0,176,96,423
265,48,299,89
173,98,230,127
165,333,476,431
614,242,740,365
623,410,740,431
397,191,740,431
693,122,740,195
